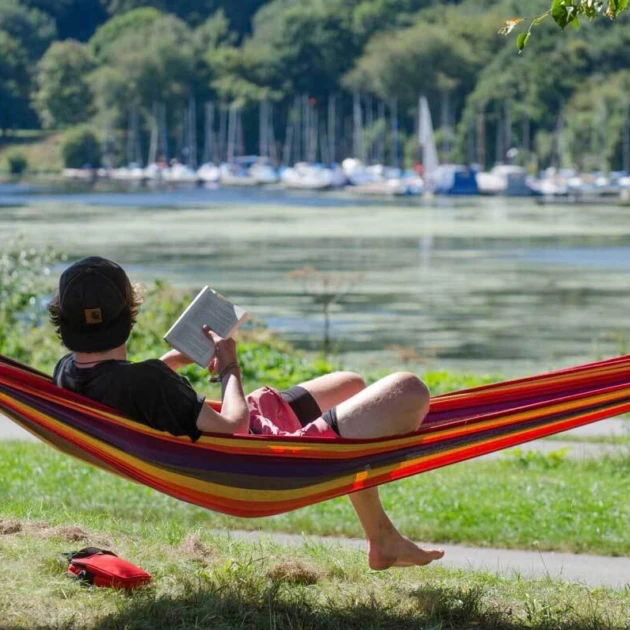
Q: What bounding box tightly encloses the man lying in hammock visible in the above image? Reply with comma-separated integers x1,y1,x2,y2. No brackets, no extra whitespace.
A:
49,256,444,571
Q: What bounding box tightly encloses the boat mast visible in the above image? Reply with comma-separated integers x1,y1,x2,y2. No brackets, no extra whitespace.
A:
236,107,244,159
623,99,630,174
522,111,530,155
467,107,476,166
440,88,451,157
353,92,364,161
203,102,214,164
476,103,486,169
259,100,268,159
599,99,608,173
188,96,197,168
366,94,374,163
148,101,158,165
227,103,236,164
328,95,336,164
219,101,227,163
390,98,399,169
504,99,512,158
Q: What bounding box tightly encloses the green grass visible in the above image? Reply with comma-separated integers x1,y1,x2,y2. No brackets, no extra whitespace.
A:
0,130,64,174
1,442,629,557
1,520,629,629
545,434,630,446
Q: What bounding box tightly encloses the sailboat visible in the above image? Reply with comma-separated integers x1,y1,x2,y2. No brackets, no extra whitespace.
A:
418,95,478,196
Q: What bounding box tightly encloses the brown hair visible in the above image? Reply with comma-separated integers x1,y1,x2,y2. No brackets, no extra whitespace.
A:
48,282,145,341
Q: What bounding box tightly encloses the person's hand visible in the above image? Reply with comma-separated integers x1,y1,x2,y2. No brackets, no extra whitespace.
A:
202,326,239,375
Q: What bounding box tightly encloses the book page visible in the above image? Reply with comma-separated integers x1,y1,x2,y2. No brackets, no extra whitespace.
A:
164,287,247,368
203,290,245,337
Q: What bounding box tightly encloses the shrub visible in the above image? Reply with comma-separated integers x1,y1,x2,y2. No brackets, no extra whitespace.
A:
61,127,102,169
4,150,28,176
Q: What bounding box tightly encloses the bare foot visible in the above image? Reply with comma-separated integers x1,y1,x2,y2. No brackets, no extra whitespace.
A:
368,533,445,571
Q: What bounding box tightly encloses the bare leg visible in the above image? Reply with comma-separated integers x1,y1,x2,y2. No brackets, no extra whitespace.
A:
298,371,445,570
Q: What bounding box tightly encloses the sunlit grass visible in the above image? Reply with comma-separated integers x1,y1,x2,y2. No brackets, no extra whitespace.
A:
0,520,628,629
1,442,628,556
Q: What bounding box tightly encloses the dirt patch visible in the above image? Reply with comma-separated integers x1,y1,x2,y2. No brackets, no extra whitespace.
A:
31,524,90,543
179,533,214,563
266,560,321,586
0,519,22,535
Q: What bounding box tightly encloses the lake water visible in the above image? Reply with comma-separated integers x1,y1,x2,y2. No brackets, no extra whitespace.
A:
2,184,630,376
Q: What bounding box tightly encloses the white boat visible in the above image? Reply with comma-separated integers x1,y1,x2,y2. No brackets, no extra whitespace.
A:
110,163,146,182
62,168,96,181
418,95,440,189
477,165,537,196
197,162,220,184
343,160,423,196
249,159,279,185
144,162,168,182
219,163,257,187
281,163,346,190
164,162,199,184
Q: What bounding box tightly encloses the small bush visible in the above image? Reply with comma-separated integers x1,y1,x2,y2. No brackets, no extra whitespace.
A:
4,150,28,176
61,127,102,168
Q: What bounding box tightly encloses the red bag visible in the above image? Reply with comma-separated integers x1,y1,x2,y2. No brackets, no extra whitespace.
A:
65,547,152,589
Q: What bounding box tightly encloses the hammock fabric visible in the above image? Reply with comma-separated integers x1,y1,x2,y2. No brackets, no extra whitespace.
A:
1,353,629,518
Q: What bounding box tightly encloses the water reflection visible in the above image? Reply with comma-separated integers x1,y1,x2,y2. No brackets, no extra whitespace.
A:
2,187,629,376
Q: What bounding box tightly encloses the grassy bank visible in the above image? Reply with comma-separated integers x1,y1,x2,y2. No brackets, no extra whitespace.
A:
0,131,64,174
1,520,629,630
1,442,628,557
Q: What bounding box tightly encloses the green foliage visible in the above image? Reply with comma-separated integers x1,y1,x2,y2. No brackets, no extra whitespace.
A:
88,7,163,61
89,13,196,127
0,244,64,367
0,0,56,59
60,126,102,168
3,148,27,175
34,40,94,129
503,446,569,469
4,0,630,165
22,0,107,41
0,29,32,132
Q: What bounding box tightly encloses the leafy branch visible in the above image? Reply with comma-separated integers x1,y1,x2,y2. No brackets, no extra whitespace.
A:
500,0,629,51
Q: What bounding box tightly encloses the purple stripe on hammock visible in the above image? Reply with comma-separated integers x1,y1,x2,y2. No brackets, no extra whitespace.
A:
2,383,623,487
423,373,630,425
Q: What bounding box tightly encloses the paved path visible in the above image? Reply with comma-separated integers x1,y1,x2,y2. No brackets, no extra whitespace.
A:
224,529,630,590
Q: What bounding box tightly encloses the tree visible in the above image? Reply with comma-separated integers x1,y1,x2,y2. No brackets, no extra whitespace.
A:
89,14,197,131
562,71,630,171
61,126,102,167
20,0,106,41
0,0,57,59
88,7,163,61
101,0,267,32
0,30,32,132
34,40,95,128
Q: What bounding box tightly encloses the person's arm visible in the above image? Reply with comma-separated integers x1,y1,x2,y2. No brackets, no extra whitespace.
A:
159,348,194,372
195,327,250,434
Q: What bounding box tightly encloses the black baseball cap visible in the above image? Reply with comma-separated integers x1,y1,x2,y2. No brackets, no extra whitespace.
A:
58,256,133,352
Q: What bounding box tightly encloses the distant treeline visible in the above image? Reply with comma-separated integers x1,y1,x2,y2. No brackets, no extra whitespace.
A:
2,0,630,170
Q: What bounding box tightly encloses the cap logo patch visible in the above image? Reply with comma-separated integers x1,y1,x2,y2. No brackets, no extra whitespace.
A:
84,308,103,325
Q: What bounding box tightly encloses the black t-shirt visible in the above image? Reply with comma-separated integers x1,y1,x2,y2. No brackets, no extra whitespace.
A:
53,354,204,442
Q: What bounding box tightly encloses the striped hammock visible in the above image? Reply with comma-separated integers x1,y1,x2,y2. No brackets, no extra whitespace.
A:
1,353,629,518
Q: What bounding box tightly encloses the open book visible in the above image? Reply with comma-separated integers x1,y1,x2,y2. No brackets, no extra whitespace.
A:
164,286,248,367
